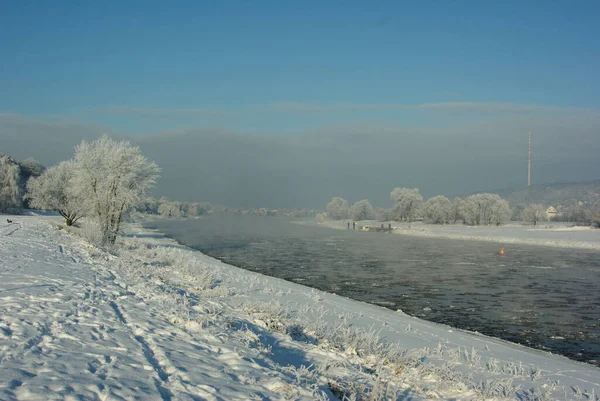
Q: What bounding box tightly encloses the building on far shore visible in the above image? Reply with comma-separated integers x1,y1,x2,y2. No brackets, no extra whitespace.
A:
546,206,557,221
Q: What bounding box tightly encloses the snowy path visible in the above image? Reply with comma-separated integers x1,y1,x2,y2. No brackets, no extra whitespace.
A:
2,215,600,400
0,218,338,400
0,220,175,400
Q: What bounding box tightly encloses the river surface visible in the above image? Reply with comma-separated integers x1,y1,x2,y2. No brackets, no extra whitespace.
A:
145,214,600,366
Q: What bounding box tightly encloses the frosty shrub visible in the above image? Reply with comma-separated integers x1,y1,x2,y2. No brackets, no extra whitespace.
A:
26,161,85,226
243,300,290,333
134,246,217,291
81,219,104,246
71,136,160,245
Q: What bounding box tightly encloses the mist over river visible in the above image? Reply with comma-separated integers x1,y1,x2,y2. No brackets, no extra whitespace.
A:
145,214,600,366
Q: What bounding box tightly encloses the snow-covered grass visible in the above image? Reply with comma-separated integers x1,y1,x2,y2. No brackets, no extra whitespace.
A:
315,219,600,250
1,214,600,400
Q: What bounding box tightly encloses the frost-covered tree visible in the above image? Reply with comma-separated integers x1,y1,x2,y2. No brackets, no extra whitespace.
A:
449,197,463,224
349,199,375,221
136,198,212,217
423,195,452,224
18,158,45,209
137,197,160,214
559,205,590,225
71,136,160,245
184,202,211,217
459,193,510,226
390,187,423,222
158,201,182,218
522,204,547,226
183,202,199,216
489,198,511,226
458,196,478,225
26,161,84,226
591,209,600,229
0,154,22,212
326,197,349,220
198,202,213,215
19,158,45,181
511,203,527,221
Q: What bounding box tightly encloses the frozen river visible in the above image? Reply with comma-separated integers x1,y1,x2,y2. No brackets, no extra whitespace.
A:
146,214,600,366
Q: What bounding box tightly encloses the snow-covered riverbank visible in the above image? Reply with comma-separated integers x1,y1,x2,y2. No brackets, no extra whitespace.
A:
315,219,600,250
1,215,600,400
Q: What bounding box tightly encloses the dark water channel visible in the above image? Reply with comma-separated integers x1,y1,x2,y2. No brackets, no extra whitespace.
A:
145,214,600,366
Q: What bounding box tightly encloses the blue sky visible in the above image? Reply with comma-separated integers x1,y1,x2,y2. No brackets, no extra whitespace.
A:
1,1,600,206
1,0,600,133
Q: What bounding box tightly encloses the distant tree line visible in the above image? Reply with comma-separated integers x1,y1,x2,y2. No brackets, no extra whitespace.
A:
4,145,597,233
136,197,215,218
136,197,317,219
510,202,598,226
491,180,600,226
325,186,600,228
548,205,600,227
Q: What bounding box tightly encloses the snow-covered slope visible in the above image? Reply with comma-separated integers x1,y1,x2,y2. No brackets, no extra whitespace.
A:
1,215,599,400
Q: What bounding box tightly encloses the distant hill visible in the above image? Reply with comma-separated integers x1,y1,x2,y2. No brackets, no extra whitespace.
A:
472,180,600,209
